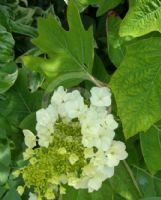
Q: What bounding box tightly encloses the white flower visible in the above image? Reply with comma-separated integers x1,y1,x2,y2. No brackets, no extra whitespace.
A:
91,150,107,167
82,125,114,151
36,108,51,125
97,128,115,151
36,109,54,133
23,148,34,160
106,141,128,167
64,90,81,102
90,87,111,107
87,176,103,192
55,90,86,119
38,136,50,148
82,133,98,148
64,96,86,119
36,125,51,138
51,86,67,106
81,120,100,136
28,192,37,200
104,114,118,130
36,108,56,147
64,0,68,4
46,104,58,122
80,105,103,125
82,163,113,192
23,130,36,148
82,163,98,178
89,105,107,119
71,177,89,189
60,174,68,184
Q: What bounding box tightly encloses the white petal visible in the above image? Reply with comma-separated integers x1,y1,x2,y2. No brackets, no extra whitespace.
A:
23,129,36,148
46,104,58,122
90,87,111,107
106,141,128,167
64,0,68,4
36,108,51,126
28,192,37,200
51,86,67,105
88,177,102,192
38,136,50,148
105,114,118,130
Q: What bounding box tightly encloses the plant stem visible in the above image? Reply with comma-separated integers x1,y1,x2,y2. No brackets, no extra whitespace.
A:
123,161,143,197
88,73,107,87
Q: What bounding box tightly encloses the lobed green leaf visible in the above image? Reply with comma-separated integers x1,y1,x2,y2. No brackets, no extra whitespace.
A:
140,125,161,174
120,0,161,37
110,37,161,138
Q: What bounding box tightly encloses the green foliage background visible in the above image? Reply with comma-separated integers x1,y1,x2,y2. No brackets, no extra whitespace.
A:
1,0,161,199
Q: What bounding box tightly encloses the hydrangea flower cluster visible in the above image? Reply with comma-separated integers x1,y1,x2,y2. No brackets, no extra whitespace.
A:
15,86,128,200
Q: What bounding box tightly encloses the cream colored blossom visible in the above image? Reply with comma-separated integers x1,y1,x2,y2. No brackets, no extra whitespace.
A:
51,86,67,105
19,86,128,198
28,192,37,200
23,129,36,148
106,141,128,167
90,87,111,107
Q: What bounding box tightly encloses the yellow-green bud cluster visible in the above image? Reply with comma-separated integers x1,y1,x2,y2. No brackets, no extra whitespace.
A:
18,121,86,199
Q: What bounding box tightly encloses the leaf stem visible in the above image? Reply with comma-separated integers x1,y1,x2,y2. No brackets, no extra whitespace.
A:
88,73,107,87
123,161,143,197
153,124,161,132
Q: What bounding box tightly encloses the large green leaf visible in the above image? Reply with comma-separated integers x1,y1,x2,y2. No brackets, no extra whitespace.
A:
0,5,11,28
0,117,11,185
92,54,110,82
107,16,125,67
76,0,123,16
10,21,37,38
23,55,84,79
0,115,12,139
0,69,43,127
0,136,10,186
0,25,18,93
2,188,21,200
133,166,161,197
140,125,161,174
0,4,37,37
110,37,161,138
0,186,6,199
0,164,10,185
0,140,11,167
23,0,93,88
120,0,161,37
134,166,157,197
0,62,18,94
107,16,161,68
109,162,142,199
96,0,123,16
32,0,93,71
0,25,14,64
